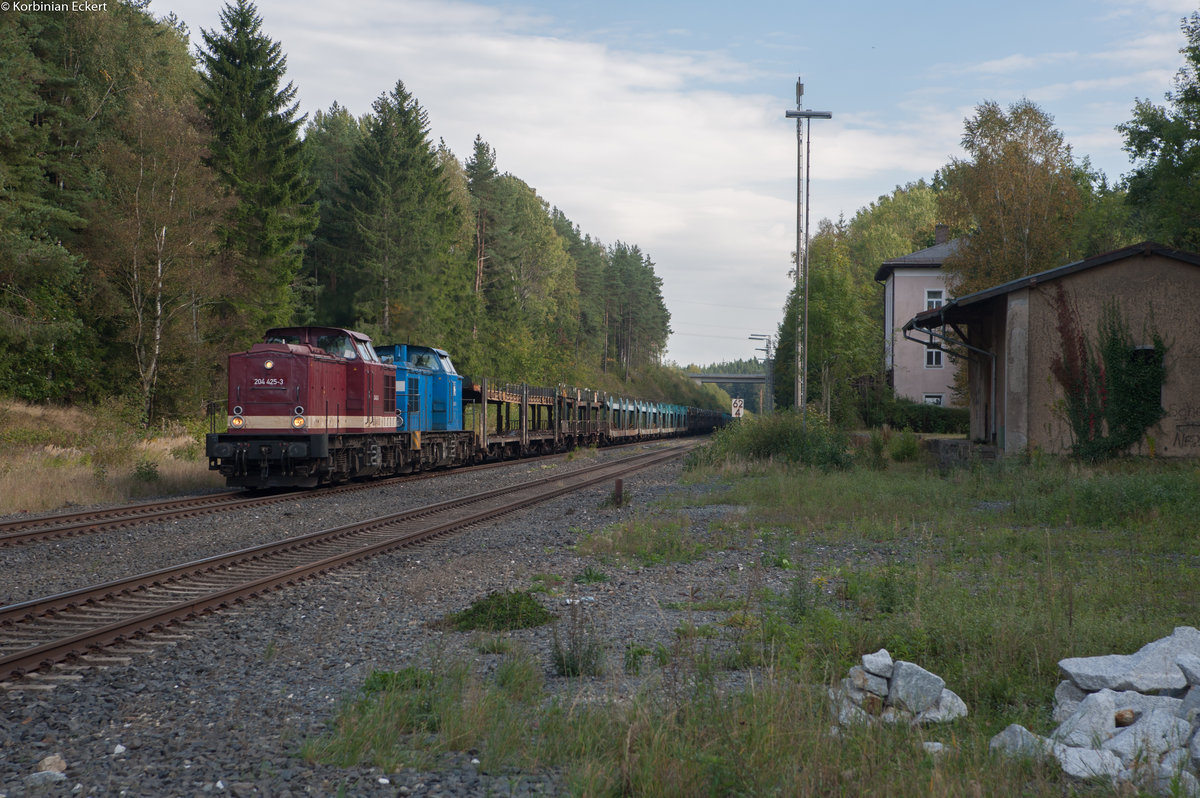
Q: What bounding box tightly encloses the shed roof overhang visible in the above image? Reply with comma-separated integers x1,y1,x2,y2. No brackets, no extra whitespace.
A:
902,241,1197,335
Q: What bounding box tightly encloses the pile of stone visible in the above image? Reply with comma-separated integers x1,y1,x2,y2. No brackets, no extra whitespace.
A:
990,626,1200,796
830,648,967,726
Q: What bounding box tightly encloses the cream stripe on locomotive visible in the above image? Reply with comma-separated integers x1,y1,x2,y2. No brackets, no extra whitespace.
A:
227,414,398,432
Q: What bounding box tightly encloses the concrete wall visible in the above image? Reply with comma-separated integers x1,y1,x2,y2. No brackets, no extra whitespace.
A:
1016,254,1200,457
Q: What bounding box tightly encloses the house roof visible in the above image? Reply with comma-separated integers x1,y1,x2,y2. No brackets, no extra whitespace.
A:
903,241,1200,332
873,237,965,282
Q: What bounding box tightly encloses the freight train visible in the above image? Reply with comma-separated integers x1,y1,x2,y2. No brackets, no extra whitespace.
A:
205,326,726,489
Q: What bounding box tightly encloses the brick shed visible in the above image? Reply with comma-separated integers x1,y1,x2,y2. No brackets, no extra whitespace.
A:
902,242,1200,457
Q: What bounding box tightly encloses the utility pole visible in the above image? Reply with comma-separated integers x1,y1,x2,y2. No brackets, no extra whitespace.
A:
749,333,773,414
785,77,831,430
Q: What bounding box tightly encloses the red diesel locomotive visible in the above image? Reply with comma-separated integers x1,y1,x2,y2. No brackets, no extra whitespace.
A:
206,326,726,489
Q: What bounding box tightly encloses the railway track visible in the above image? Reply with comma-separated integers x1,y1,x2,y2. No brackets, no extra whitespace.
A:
0,490,282,546
0,447,626,547
0,441,697,684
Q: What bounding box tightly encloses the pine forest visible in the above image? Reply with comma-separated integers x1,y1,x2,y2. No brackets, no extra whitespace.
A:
0,1,683,423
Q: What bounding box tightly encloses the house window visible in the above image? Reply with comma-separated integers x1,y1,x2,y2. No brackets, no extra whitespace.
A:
926,289,944,310
923,394,944,406
925,345,943,369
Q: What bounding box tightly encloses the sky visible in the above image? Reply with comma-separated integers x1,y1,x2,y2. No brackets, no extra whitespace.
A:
150,0,1196,368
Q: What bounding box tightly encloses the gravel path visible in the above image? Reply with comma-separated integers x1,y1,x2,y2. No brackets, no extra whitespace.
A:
0,445,794,797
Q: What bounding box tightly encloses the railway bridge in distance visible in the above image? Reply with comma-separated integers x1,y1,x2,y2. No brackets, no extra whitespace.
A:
686,372,772,416
685,373,767,385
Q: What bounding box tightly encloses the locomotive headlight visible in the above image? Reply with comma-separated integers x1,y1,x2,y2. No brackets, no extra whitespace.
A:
264,360,275,370
291,415,306,429
230,415,245,429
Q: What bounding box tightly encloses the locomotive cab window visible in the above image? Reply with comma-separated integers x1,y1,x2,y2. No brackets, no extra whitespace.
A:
265,333,301,346
353,340,377,363
317,334,356,359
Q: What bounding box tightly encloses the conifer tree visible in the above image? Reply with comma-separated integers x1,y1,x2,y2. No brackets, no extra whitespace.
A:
0,13,90,401
465,136,500,310
552,209,609,364
196,0,316,333
343,80,459,341
302,103,364,324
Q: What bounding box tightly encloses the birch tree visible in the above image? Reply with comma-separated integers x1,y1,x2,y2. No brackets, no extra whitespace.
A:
937,100,1081,294
91,80,224,422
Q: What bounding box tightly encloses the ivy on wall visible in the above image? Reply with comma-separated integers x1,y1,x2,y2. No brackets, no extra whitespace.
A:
1049,285,1168,460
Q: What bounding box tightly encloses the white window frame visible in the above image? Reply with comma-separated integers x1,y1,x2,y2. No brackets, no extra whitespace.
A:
926,288,944,310
923,394,944,405
925,345,943,369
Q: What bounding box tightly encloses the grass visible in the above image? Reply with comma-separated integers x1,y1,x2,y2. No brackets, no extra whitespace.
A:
303,417,1199,795
0,398,222,514
575,514,709,566
439,590,556,633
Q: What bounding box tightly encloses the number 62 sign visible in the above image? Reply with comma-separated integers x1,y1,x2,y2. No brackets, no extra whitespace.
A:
731,398,744,418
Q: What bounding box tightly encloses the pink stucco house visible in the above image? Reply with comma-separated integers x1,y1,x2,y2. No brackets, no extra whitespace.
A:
874,225,962,406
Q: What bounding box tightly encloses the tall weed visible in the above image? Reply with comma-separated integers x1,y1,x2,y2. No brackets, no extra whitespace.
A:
687,411,851,470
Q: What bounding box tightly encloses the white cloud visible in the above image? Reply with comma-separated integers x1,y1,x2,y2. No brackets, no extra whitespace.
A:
152,0,1197,366
970,52,1076,75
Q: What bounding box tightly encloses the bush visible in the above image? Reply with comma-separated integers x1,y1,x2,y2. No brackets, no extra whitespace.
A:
688,411,852,471
860,396,968,434
134,458,161,482
444,591,555,632
887,429,922,462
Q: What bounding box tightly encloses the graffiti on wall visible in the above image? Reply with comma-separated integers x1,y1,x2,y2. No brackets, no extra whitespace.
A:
1172,423,1200,450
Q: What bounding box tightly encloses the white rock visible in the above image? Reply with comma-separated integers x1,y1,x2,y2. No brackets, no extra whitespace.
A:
879,706,914,724
922,741,946,757
862,648,894,679
1050,742,1123,781
36,754,66,774
888,661,945,714
1160,767,1200,798
915,688,968,725
1059,627,1200,693
1160,747,1190,774
837,694,870,725
840,678,868,705
849,665,889,697
829,686,869,726
1053,679,1088,723
1179,685,1200,723
1106,689,1183,718
1178,652,1200,686
1121,761,1200,798
1101,708,1192,767
1052,689,1116,748
989,723,1049,759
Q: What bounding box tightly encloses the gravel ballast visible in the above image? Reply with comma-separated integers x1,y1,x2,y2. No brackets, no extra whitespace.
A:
0,446,803,797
